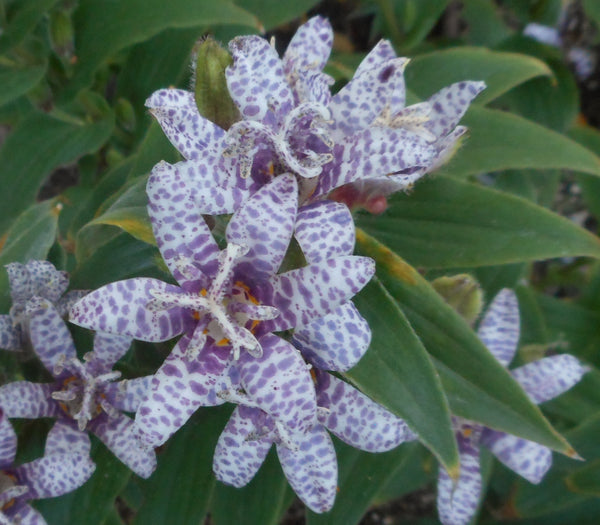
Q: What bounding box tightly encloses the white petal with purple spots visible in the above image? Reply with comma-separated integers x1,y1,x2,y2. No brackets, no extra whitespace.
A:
0,410,16,467
0,314,20,351
0,382,60,418
87,332,133,374
105,376,152,412
45,420,91,457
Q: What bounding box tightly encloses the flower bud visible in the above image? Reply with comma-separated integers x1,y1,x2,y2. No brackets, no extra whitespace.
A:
432,274,483,325
49,10,75,60
192,37,240,130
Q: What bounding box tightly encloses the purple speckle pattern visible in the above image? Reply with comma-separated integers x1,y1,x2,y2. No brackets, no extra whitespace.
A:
145,88,226,161
106,375,152,413
480,429,552,484
315,370,416,451
511,354,588,405
0,382,60,418
437,428,482,525
45,420,91,457
354,39,398,77
261,256,375,332
276,424,338,513
226,173,298,280
476,288,520,367
0,409,17,466
292,302,371,371
238,334,316,434
70,277,186,342
88,331,133,374
213,405,272,487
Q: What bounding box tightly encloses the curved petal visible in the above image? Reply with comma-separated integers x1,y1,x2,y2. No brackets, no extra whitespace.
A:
0,314,21,351
315,371,415,451
354,40,398,77
55,289,88,318
315,127,435,198
45,420,91,457
105,376,152,413
26,298,77,373
147,161,220,283
19,261,69,303
477,288,520,368
295,200,355,264
145,88,226,161
227,35,294,126
239,334,316,433
213,405,272,487
437,437,482,525
69,278,187,343
481,428,552,484
329,58,408,139
7,503,47,525
260,256,375,332
90,413,156,479
6,262,33,304
0,382,60,418
88,332,133,374
193,172,251,215
292,302,370,372
0,410,16,467
135,335,233,447
227,173,298,280
425,81,486,139
16,453,95,499
283,16,333,75
277,425,337,513
511,354,587,404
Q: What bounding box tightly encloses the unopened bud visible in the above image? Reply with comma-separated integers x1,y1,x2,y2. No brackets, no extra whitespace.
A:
192,37,240,130
432,274,483,325
115,98,136,132
49,10,74,59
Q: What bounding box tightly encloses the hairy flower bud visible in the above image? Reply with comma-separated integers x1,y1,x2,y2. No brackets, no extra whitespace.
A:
432,274,483,325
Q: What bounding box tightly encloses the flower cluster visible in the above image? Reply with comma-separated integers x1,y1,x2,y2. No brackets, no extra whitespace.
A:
0,15,586,523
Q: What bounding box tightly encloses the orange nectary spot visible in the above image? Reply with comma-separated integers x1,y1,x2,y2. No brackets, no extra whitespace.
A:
462,428,473,438
235,281,260,305
217,338,230,346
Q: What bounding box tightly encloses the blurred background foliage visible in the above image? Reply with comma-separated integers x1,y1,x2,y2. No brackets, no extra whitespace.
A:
4,0,600,523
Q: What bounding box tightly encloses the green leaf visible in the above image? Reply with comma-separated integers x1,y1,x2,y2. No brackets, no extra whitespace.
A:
67,0,260,97
356,175,600,268
35,438,132,525
133,405,232,525
0,63,46,107
0,94,114,235
355,228,575,455
0,0,60,53
209,450,293,525
306,440,429,525
234,0,321,31
345,279,458,476
0,199,60,311
405,47,551,104
569,124,600,220
440,106,600,178
460,0,512,46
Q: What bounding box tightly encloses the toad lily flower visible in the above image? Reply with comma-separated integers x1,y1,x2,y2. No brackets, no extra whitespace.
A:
0,408,94,524
146,16,480,216
0,260,84,351
0,297,156,478
70,172,374,447
437,289,588,525
213,364,415,513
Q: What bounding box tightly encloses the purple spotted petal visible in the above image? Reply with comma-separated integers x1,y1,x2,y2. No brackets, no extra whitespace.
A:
15,453,95,499
147,161,220,282
45,420,91,457
135,335,233,447
0,314,21,350
0,382,60,418
70,278,187,342
425,81,486,138
295,200,355,264
329,58,408,139
26,298,77,373
277,425,337,513
87,332,133,374
261,256,375,332
283,16,333,75
193,171,250,215
10,261,69,304
213,405,272,487
437,436,482,525
227,173,298,280
292,302,370,372
89,413,156,478
227,35,294,126
6,504,46,525
354,40,398,77
511,354,587,405
239,334,316,433
56,289,89,318
105,376,152,412
477,288,520,368
481,428,552,484
0,409,17,467
145,88,226,161
314,127,434,198
315,370,415,451
6,262,32,303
